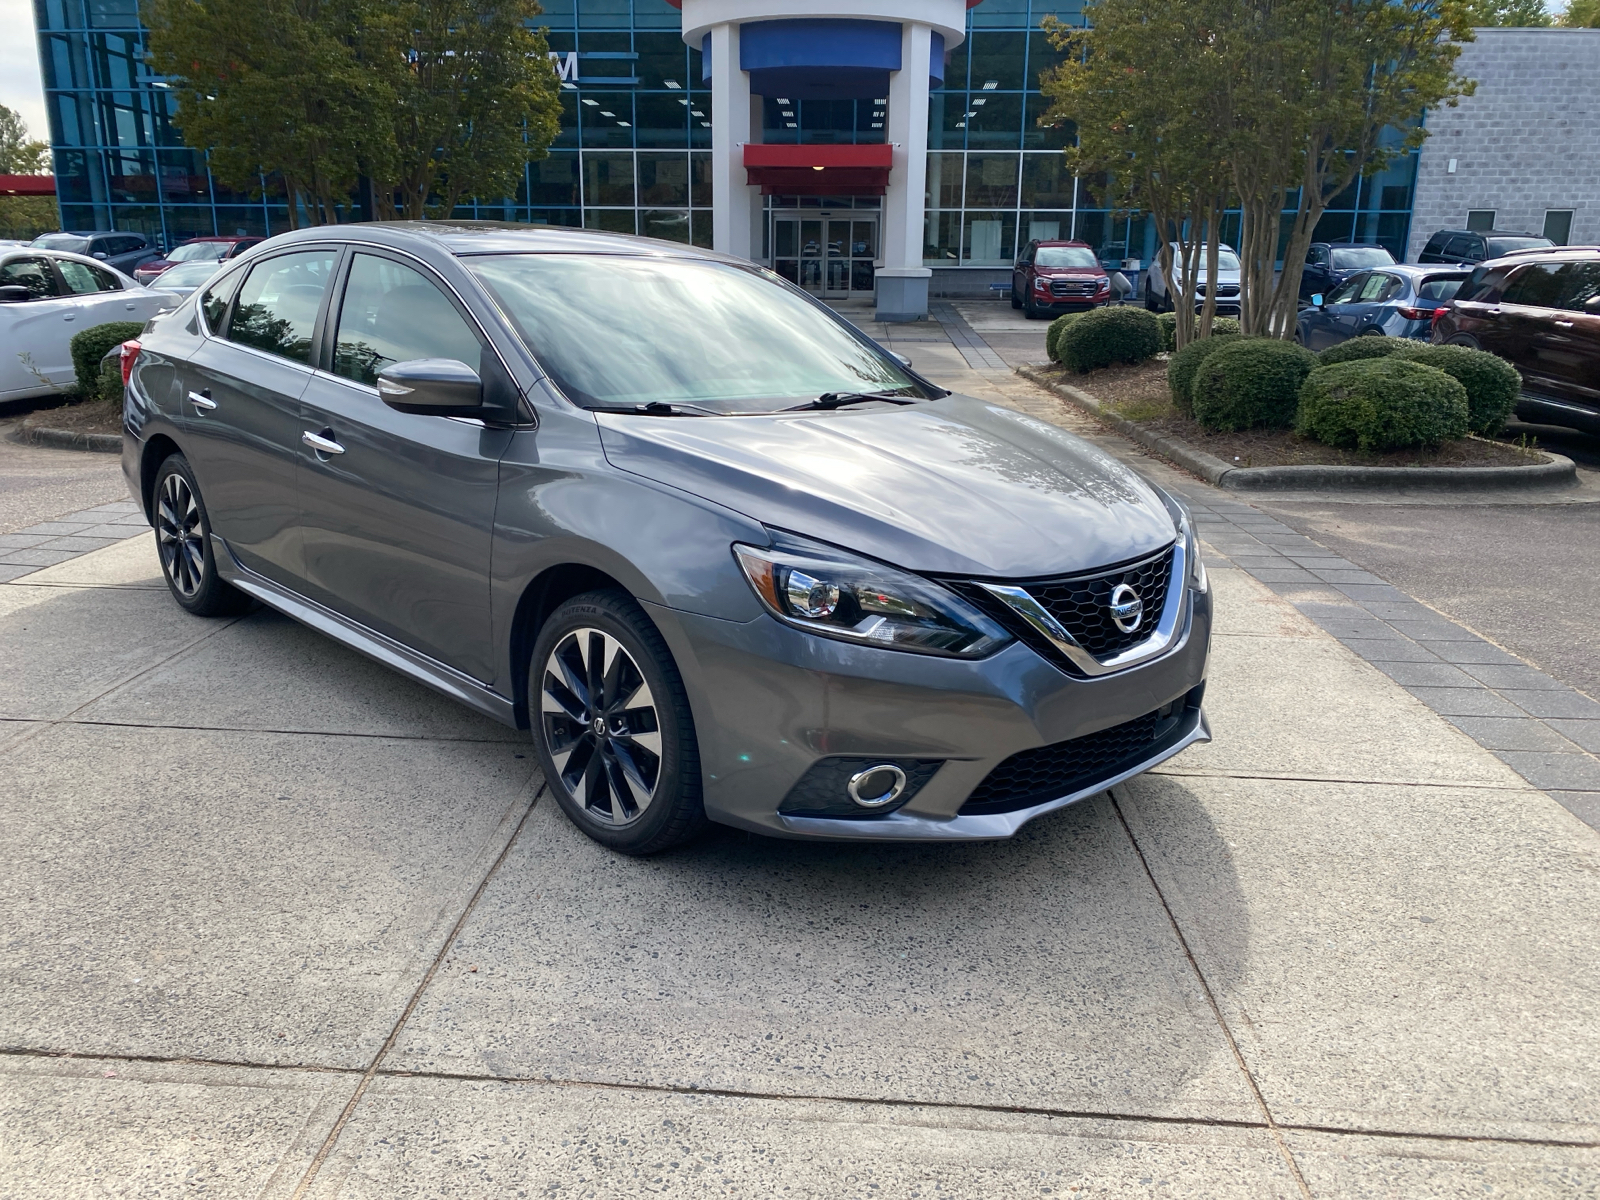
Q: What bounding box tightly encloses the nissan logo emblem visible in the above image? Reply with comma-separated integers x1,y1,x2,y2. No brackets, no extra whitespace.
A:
1108,583,1144,633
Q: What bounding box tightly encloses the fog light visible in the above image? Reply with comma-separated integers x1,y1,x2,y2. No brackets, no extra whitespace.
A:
848,764,908,808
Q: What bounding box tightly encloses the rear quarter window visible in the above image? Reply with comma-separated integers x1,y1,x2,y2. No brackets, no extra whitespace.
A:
1418,276,1468,302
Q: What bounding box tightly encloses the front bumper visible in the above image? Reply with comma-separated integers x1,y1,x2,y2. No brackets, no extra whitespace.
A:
644,582,1211,842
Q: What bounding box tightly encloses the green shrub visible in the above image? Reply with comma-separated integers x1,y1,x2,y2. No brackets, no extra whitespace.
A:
1157,311,1241,353
98,357,124,409
1056,306,1162,373
1296,359,1469,452
1317,335,1406,366
1045,311,1086,363
70,321,144,399
1166,332,1241,413
1190,338,1319,430
1389,342,1521,436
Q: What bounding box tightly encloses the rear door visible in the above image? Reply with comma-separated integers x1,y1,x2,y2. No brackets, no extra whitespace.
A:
1533,261,1600,413
295,249,506,683
179,247,338,587
1497,263,1567,395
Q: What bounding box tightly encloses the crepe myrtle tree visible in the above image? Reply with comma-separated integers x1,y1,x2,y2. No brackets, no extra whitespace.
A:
1040,4,1234,349
1218,0,1476,337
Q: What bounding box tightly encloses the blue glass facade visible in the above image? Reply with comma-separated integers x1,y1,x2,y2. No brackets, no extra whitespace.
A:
35,0,1416,266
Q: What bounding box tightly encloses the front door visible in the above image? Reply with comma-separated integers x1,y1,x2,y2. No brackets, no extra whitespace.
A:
296,249,504,684
773,214,877,299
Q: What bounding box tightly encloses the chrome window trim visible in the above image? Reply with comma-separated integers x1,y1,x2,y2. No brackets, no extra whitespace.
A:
976,530,1189,678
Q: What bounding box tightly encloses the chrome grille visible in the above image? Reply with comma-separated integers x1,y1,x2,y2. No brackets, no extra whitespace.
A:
1050,279,1098,298
1022,546,1175,658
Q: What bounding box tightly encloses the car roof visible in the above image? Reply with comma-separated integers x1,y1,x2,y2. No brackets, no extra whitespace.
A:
176,234,259,243
1480,245,1600,267
1371,263,1472,276
1032,239,1093,248
260,220,743,264
1430,228,1544,239
1317,241,1393,250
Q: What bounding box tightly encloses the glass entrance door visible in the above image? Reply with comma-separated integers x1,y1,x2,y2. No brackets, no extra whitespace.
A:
773,214,878,299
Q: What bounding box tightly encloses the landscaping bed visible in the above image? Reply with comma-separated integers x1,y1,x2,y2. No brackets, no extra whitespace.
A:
19,395,123,438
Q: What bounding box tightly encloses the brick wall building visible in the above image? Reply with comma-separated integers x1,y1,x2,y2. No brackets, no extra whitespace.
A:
1408,28,1600,260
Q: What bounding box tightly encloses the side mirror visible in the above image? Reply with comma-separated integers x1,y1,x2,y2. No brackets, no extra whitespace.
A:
377,358,482,415
93,250,109,260
1311,293,1325,308
891,352,913,369
0,285,32,304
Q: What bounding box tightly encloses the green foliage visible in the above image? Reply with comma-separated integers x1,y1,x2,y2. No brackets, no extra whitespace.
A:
1159,304,1243,353
1166,332,1240,412
1056,306,1162,373
1464,0,1551,23
1296,359,1470,451
1562,0,1600,25
1317,336,1408,366
1046,312,1086,362
0,104,58,239
148,0,562,225
1191,338,1319,430
70,322,144,400
1390,342,1522,435
98,358,125,409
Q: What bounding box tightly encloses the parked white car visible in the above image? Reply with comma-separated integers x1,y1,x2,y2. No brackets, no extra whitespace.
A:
0,247,180,402
1144,242,1243,315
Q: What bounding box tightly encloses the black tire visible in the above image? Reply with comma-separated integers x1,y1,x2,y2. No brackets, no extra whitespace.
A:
152,454,253,617
530,589,706,855
1010,287,1022,310
1023,291,1041,320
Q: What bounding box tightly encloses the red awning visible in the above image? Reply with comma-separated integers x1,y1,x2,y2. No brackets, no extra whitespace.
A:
0,175,54,197
742,144,893,196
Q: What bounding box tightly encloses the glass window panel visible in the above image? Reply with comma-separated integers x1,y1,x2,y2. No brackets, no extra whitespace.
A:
580,93,634,147
1024,212,1072,243
1311,211,1355,244
1074,210,1109,252
577,0,630,29
585,209,637,234
971,0,1030,30
965,93,1024,150
635,32,686,87
554,93,579,148
690,152,712,207
924,210,961,263
964,153,1019,208
963,212,1016,265
528,152,581,205
943,34,970,92
200,268,242,332
334,254,480,385
227,250,336,365
1025,94,1072,150
966,32,1026,91
56,258,119,293
940,92,969,148
634,0,680,28
641,208,691,243
1466,210,1496,232
1026,32,1068,92
637,153,689,206
1543,209,1574,246
524,209,584,228
583,153,635,206
0,257,62,299
635,93,689,148
691,211,712,248
1021,154,1072,208
925,152,963,209
211,207,269,237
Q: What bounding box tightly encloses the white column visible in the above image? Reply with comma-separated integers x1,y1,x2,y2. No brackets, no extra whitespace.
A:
709,23,758,260
877,21,933,321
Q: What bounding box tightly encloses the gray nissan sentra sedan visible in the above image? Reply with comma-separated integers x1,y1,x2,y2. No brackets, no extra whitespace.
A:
120,223,1212,854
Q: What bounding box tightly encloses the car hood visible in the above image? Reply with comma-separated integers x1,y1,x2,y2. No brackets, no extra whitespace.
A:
595,394,1178,578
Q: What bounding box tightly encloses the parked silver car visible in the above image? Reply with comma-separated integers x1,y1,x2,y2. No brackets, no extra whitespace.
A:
1145,242,1243,315
121,223,1212,854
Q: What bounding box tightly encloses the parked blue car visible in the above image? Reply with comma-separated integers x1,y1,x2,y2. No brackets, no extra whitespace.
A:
1294,264,1473,351
1297,242,1397,302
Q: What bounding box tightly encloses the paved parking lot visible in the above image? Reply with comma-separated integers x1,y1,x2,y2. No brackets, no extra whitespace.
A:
2,325,1599,1197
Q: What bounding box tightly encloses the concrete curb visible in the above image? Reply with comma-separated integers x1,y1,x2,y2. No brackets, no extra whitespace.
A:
8,424,122,454
1016,363,1578,492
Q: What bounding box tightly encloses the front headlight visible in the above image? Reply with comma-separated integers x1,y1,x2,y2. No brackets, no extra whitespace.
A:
733,537,1012,658
1156,489,1207,594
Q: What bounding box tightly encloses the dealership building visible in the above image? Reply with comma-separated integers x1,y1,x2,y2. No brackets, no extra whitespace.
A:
34,1,1600,320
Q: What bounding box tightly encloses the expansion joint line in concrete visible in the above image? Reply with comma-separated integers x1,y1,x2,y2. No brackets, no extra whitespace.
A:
1108,786,1315,1199
287,781,547,1200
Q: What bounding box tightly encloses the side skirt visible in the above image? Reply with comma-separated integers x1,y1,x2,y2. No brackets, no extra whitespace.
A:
212,534,519,729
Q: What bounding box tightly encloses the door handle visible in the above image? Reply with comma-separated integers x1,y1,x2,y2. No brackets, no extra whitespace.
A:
1554,319,1575,328
1486,308,1502,316
302,430,345,456
187,390,216,411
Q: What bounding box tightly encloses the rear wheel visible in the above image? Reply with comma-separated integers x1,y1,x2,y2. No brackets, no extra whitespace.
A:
152,454,252,617
531,590,706,855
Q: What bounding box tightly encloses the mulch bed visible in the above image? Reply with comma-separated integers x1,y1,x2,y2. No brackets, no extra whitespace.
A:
1040,359,1544,470
21,396,123,437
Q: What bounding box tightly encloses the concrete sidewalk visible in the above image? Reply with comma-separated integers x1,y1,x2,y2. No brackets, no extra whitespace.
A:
2,322,1598,1197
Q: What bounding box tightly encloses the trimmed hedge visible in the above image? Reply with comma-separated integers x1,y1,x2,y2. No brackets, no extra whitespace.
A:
1191,338,1318,431
1165,332,1240,413
70,321,144,399
1045,311,1085,363
1317,335,1405,366
1157,311,1241,353
98,357,124,408
1296,359,1470,452
1056,305,1161,373
1390,342,1521,437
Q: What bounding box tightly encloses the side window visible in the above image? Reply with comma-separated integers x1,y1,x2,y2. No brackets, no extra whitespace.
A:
332,254,482,387
1327,273,1366,304
1558,263,1600,312
1501,262,1564,309
1307,246,1329,266
0,256,62,300
200,268,243,332
57,259,120,294
1417,276,1466,303
1443,235,1474,260
1374,274,1404,302
226,250,337,364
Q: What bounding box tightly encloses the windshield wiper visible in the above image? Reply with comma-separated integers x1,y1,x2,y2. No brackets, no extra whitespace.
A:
780,391,921,413
586,401,718,417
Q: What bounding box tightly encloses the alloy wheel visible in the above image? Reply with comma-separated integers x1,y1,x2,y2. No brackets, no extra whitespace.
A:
157,472,205,598
540,627,663,825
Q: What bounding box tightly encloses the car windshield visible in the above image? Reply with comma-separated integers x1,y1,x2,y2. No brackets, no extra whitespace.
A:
158,261,222,287
1035,246,1098,268
466,254,927,413
1485,237,1552,257
168,241,231,263
1418,275,1468,302
32,234,91,253
1173,247,1240,271
1331,247,1395,269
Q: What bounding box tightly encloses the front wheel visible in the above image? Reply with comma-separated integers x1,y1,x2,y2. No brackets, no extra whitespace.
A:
531,590,706,855
152,454,252,617
1010,287,1022,310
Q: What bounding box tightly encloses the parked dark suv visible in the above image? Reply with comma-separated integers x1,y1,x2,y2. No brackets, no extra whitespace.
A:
1417,229,1554,266
1298,242,1396,301
31,231,159,275
1432,246,1600,434
1010,240,1110,318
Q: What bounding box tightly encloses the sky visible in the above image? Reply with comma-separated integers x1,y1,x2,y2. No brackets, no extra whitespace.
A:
1,0,48,139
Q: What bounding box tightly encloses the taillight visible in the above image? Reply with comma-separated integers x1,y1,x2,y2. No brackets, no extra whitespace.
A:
1396,305,1445,321
119,339,142,386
